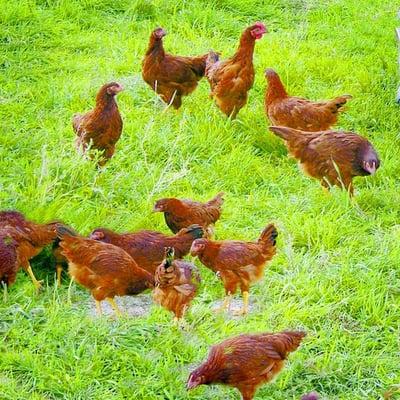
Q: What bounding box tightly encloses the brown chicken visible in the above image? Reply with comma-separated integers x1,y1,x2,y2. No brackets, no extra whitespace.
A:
57,225,154,316
73,82,123,166
265,69,352,131
190,223,277,315
142,27,208,109
153,247,201,322
0,227,22,300
89,225,203,275
187,330,306,400
269,126,380,195
205,22,267,118
0,211,59,290
153,192,224,237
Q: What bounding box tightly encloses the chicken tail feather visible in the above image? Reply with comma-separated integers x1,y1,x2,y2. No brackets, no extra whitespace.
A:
327,94,352,112
56,225,77,240
258,223,278,247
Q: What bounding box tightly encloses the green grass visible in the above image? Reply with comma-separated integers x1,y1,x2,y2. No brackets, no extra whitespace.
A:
1,0,399,398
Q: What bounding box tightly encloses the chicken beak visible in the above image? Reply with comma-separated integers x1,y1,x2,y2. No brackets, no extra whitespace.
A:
364,162,377,175
186,376,199,390
152,206,161,213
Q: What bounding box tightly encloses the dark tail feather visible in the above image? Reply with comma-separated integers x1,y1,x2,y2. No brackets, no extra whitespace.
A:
206,51,219,69
207,192,224,207
181,224,204,239
56,225,77,240
164,247,175,268
258,224,278,246
281,331,307,353
328,94,352,112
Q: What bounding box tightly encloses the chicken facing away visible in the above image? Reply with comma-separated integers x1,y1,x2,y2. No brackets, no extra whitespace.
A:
57,225,154,316
142,27,208,109
153,247,201,322
73,82,123,166
0,210,59,291
187,330,306,400
153,193,224,238
265,68,352,131
205,22,267,118
190,223,277,315
269,126,380,195
89,225,204,275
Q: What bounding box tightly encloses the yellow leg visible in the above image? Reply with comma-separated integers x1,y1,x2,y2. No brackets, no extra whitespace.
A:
26,264,42,291
56,265,63,287
2,282,7,303
67,276,74,304
216,293,231,313
95,300,103,316
233,291,249,316
107,297,123,317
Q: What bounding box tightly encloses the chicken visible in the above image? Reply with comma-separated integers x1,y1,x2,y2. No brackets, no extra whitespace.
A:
153,247,201,322
187,330,306,400
0,227,21,301
57,225,154,316
73,82,123,166
301,392,320,400
190,223,277,315
142,27,208,110
264,69,352,131
269,126,380,195
89,225,204,275
205,22,267,118
0,211,59,290
153,192,224,237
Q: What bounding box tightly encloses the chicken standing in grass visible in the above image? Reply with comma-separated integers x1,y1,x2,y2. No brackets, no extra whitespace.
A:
190,223,277,315
57,225,154,316
153,247,201,322
205,23,267,118
73,82,123,166
265,68,352,131
187,331,306,400
153,193,224,238
89,225,204,275
142,27,209,110
0,211,59,291
269,126,380,195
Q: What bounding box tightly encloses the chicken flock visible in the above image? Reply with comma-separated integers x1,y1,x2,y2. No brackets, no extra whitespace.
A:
1,22,382,400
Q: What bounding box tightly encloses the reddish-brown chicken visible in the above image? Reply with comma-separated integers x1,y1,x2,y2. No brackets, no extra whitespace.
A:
142,27,208,109
89,225,203,275
0,227,22,300
205,22,267,118
153,193,224,237
57,226,154,316
187,331,306,400
190,223,277,315
153,247,201,322
265,68,352,131
0,211,59,290
73,82,123,166
269,126,380,195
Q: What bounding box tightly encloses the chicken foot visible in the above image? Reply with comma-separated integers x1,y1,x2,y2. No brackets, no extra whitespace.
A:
233,291,249,316
26,264,42,291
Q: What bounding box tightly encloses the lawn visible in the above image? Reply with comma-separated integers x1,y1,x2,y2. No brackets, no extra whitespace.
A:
1,0,399,399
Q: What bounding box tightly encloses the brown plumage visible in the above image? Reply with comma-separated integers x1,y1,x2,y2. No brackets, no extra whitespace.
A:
153,192,224,237
187,331,306,400
269,126,380,195
190,223,277,315
142,27,208,109
89,225,204,275
73,82,123,166
153,247,201,321
265,69,352,131
57,226,154,316
205,22,267,118
0,227,21,295
0,211,59,290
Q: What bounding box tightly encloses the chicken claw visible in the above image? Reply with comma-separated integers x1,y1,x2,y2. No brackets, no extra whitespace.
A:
26,264,43,291
107,297,123,317
233,291,249,316
216,293,231,313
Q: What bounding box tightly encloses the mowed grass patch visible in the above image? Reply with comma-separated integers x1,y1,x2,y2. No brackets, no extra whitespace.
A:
1,0,399,399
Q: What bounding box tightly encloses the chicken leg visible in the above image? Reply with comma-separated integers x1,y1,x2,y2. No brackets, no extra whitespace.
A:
56,264,63,287
216,292,231,313
107,297,123,317
96,300,103,316
26,264,42,291
233,291,249,316
2,281,7,303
